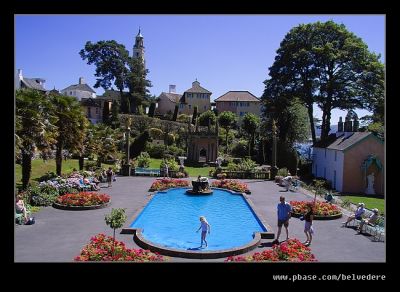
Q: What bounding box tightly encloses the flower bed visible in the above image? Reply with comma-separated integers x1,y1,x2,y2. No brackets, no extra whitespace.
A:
290,200,342,219
74,234,168,262
149,178,190,191
225,238,317,262
53,192,110,210
211,179,249,193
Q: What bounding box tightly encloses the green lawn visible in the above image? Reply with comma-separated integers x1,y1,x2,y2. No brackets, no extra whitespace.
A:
340,195,385,215
15,159,81,186
15,159,113,187
16,158,215,186
149,158,214,177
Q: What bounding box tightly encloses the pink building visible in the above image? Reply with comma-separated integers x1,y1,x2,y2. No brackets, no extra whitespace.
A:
312,120,384,195
214,91,261,123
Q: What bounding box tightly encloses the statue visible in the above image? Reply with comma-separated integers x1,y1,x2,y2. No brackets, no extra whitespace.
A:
178,156,187,168
216,157,223,168
366,172,375,195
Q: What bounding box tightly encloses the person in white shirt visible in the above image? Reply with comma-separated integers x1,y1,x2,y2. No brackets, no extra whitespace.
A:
342,202,365,227
196,216,211,247
358,208,379,233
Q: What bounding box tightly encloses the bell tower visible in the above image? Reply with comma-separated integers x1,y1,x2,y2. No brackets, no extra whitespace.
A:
133,27,145,67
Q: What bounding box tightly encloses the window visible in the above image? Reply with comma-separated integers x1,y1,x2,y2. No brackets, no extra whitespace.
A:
204,105,206,110
87,107,91,118
70,91,72,95
95,107,99,114
189,105,192,109
334,151,337,161
324,167,326,179
240,111,244,116
179,104,184,109
324,149,327,158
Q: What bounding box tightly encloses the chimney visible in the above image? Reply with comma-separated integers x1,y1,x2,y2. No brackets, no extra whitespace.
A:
353,116,359,132
344,116,353,132
337,117,343,132
17,69,23,80
169,85,176,93
79,77,85,84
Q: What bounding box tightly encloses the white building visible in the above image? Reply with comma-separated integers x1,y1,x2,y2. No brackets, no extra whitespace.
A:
15,69,47,92
61,77,96,101
312,117,384,194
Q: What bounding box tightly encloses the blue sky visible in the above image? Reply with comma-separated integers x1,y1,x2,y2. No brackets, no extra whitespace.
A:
15,15,385,124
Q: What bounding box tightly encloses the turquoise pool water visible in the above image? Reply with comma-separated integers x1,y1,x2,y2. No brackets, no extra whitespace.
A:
130,188,267,251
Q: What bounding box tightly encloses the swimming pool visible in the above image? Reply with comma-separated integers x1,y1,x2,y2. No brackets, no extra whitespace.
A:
127,188,272,255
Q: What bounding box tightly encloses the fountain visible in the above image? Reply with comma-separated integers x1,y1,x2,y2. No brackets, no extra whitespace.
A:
186,176,213,195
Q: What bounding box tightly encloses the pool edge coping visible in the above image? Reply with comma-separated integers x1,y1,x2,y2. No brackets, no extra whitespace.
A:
121,187,275,258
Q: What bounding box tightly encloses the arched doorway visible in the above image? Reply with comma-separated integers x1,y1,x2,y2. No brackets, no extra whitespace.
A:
199,148,207,162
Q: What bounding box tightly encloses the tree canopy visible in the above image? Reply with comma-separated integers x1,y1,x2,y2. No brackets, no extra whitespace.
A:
263,20,384,143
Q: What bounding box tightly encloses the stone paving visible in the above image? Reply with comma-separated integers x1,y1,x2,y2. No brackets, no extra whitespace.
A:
14,176,385,262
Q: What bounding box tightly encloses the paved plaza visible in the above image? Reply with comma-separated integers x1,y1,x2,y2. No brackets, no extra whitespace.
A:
14,176,385,262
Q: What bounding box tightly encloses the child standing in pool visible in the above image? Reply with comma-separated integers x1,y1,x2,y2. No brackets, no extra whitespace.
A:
196,216,211,247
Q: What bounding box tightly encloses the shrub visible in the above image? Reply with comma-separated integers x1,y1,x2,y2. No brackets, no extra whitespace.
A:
312,179,331,196
74,234,168,262
38,171,58,182
149,178,190,191
164,145,185,157
225,238,316,262
277,167,289,177
137,152,151,168
56,192,110,207
216,173,227,179
230,140,248,158
146,144,165,158
29,184,59,206
226,158,257,172
85,161,98,171
160,158,179,171
290,200,342,217
211,179,248,193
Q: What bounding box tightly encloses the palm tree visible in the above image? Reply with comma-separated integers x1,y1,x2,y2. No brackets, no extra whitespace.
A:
50,93,87,176
16,89,57,189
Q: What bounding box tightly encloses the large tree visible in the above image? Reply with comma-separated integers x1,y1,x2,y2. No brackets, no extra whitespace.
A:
262,96,310,170
198,110,216,132
80,40,130,113
218,111,237,154
264,21,384,143
16,89,57,189
241,113,260,157
126,57,152,114
50,93,87,176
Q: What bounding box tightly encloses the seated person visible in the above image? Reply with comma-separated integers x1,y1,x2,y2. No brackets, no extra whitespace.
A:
83,176,100,191
342,202,365,227
358,208,379,233
283,176,293,191
15,194,28,224
325,192,334,204
98,169,107,183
